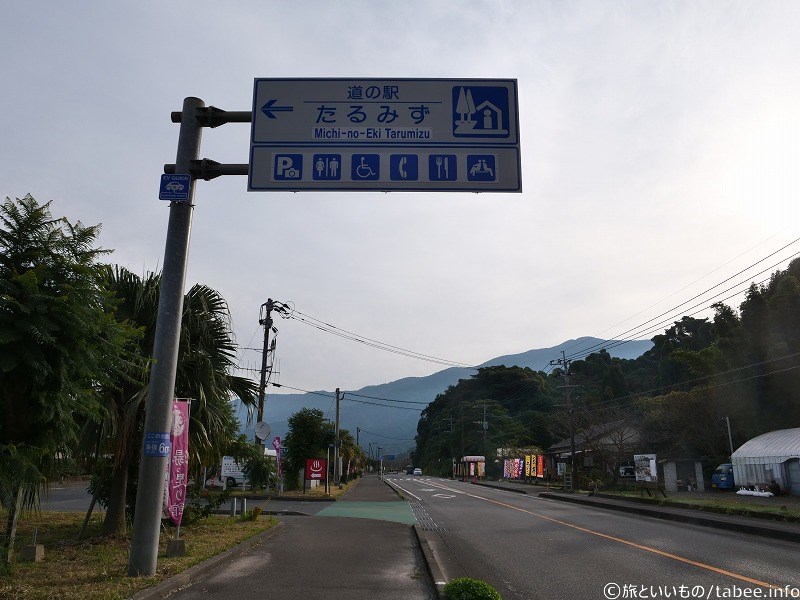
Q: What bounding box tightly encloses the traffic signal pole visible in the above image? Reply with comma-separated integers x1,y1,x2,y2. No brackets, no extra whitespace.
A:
128,97,204,576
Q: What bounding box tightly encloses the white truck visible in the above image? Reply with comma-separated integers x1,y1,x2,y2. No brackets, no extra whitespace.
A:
206,449,278,489
205,456,247,489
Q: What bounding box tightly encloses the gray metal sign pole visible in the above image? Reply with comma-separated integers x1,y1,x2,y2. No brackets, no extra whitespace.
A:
128,97,204,576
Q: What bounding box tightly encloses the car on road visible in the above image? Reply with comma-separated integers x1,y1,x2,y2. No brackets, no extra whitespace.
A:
413,468,422,476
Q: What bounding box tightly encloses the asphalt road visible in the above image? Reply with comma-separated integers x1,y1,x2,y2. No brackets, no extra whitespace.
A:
41,479,94,512
385,475,800,600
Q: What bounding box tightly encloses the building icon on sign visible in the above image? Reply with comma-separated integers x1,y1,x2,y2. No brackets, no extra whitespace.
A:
453,86,509,138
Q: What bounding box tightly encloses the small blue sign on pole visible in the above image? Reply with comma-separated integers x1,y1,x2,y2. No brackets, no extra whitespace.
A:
143,432,171,457
159,174,191,201
384,454,396,461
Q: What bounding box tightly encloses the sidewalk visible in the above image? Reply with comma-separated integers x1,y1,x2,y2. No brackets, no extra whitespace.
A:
136,475,434,600
469,479,800,543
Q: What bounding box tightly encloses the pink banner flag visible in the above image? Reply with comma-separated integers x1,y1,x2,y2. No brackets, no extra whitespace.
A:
164,398,190,526
273,436,282,479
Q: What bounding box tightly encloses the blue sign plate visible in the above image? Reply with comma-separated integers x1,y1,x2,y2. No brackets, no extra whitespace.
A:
159,174,191,201
143,432,171,457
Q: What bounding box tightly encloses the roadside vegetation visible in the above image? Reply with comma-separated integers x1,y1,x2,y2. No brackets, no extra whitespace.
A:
0,195,260,573
0,509,278,600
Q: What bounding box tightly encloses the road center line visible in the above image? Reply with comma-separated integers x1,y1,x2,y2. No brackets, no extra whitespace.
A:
422,480,781,590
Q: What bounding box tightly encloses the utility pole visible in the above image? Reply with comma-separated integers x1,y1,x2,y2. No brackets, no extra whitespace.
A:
128,97,203,577
483,403,488,441
449,413,455,465
724,416,734,457
334,388,341,485
551,351,578,491
255,299,275,444
356,426,360,449
460,403,465,459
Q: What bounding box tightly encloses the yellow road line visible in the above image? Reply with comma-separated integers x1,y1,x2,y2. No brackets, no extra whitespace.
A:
425,480,781,590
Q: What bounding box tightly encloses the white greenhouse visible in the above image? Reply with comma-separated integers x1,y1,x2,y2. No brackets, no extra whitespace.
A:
731,428,800,496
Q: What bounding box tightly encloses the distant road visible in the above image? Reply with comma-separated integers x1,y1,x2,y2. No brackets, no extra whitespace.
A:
384,475,799,600
42,480,93,512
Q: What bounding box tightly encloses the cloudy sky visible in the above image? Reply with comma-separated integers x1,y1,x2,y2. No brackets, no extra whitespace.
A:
3,1,799,395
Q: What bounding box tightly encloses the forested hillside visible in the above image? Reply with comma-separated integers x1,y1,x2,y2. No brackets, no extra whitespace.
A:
412,259,800,477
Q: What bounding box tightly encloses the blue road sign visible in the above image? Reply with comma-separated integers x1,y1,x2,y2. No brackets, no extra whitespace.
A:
467,155,497,182
351,154,380,181
428,154,457,181
249,79,521,192
452,86,510,138
312,154,342,180
273,154,304,181
159,174,191,201
390,154,419,181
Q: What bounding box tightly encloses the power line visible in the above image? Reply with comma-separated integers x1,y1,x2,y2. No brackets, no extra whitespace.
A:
286,307,478,369
559,241,800,363
268,383,426,412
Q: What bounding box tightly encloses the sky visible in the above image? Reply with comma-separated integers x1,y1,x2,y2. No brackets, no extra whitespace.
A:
3,1,800,395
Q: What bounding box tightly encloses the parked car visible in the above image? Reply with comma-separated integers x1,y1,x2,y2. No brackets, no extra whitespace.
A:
711,463,735,490
413,468,422,476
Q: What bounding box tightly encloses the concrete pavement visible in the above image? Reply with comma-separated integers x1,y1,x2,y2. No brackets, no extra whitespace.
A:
135,475,434,599
136,476,800,599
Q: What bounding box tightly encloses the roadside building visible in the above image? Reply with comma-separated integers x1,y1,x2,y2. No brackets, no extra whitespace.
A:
548,420,639,479
731,428,800,495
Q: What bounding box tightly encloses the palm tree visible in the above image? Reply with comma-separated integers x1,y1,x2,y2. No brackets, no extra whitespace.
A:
89,268,258,536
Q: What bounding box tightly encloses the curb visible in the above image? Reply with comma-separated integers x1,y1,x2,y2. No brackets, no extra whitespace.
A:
539,493,800,543
131,521,285,600
412,525,466,600
413,525,447,600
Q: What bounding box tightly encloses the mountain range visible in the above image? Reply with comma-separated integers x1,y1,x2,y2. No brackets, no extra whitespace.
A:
237,336,653,456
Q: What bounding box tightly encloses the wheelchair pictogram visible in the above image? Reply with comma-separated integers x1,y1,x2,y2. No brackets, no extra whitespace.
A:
351,154,380,180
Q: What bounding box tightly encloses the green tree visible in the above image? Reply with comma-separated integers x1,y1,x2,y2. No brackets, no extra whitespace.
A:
0,195,133,570
336,428,365,482
86,268,258,536
283,408,333,489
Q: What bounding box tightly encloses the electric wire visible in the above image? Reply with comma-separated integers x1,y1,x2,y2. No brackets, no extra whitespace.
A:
285,308,478,369
562,247,800,363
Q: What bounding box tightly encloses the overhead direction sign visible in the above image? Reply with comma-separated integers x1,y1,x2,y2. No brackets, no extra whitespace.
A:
249,78,520,192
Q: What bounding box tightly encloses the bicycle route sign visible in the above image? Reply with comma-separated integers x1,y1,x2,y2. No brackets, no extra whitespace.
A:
248,78,521,192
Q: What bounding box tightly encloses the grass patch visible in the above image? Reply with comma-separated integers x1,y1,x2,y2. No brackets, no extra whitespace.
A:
0,510,278,599
596,490,800,519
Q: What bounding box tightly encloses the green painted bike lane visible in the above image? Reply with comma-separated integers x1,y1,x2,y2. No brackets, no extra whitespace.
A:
316,501,416,524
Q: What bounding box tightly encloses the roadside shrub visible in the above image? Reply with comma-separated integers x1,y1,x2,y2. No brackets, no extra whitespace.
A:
444,577,502,600
181,487,231,525
51,457,82,480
